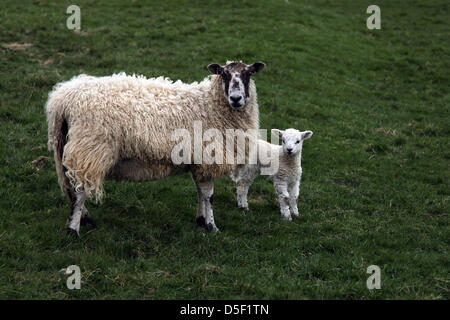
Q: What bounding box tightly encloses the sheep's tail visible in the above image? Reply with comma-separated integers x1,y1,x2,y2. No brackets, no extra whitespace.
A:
46,98,70,196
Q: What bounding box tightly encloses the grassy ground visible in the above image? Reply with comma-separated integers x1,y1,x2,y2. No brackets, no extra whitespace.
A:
0,0,448,299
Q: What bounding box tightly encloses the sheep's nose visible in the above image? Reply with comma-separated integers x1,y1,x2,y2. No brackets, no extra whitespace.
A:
230,95,242,104
287,148,293,154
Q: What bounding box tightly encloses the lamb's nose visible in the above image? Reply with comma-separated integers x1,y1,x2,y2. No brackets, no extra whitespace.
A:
287,148,293,154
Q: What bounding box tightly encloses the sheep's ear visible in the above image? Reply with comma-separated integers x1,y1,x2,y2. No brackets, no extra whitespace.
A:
271,129,284,138
207,63,224,75
302,131,313,140
248,62,265,74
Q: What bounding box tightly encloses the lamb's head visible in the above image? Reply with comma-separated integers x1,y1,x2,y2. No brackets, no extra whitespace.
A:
272,128,313,156
207,61,265,110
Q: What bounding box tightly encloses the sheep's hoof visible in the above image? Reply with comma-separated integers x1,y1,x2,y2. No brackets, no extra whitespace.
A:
80,216,96,227
281,215,292,221
196,216,206,227
238,206,249,212
66,227,79,237
207,223,220,233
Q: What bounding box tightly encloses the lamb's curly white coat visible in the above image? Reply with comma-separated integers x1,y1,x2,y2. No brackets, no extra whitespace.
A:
230,129,313,220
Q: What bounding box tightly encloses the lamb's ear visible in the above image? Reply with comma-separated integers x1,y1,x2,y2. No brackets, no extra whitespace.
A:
302,131,313,140
207,63,224,75
248,62,265,74
271,129,284,138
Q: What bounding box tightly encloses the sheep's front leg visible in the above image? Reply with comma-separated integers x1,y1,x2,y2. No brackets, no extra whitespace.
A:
274,180,291,221
288,180,300,217
194,179,219,232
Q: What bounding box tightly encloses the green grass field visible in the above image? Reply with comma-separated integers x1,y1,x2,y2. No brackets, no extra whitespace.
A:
0,0,448,299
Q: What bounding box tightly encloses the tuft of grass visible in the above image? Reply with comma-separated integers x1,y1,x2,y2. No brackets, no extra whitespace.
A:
0,0,448,299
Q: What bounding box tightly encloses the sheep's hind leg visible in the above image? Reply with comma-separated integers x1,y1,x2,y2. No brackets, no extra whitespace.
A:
195,179,219,232
66,186,87,236
80,207,95,227
195,181,206,228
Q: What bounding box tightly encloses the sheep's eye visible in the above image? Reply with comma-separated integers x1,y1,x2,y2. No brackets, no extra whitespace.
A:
296,140,300,144
282,139,286,144
221,71,231,80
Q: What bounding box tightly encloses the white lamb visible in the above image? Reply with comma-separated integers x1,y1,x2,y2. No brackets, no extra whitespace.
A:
230,128,313,221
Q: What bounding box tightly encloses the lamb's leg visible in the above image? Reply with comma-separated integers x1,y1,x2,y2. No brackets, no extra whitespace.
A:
235,165,258,211
194,179,219,232
66,186,87,236
236,180,250,211
288,180,300,217
274,180,291,221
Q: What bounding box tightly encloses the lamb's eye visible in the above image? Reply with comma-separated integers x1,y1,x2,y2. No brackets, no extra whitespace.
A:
296,140,300,144
282,139,286,144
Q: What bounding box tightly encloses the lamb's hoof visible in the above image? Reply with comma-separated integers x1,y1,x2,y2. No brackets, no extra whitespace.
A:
281,215,292,221
66,228,79,237
196,216,206,227
207,223,220,233
238,206,249,212
80,216,96,227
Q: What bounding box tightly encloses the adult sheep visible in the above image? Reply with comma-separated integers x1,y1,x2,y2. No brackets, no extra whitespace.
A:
46,61,265,235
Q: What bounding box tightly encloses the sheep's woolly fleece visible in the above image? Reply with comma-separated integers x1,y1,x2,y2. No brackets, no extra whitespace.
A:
46,72,260,201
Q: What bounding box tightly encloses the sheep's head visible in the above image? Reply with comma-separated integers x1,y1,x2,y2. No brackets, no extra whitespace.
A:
207,61,265,110
272,128,313,156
